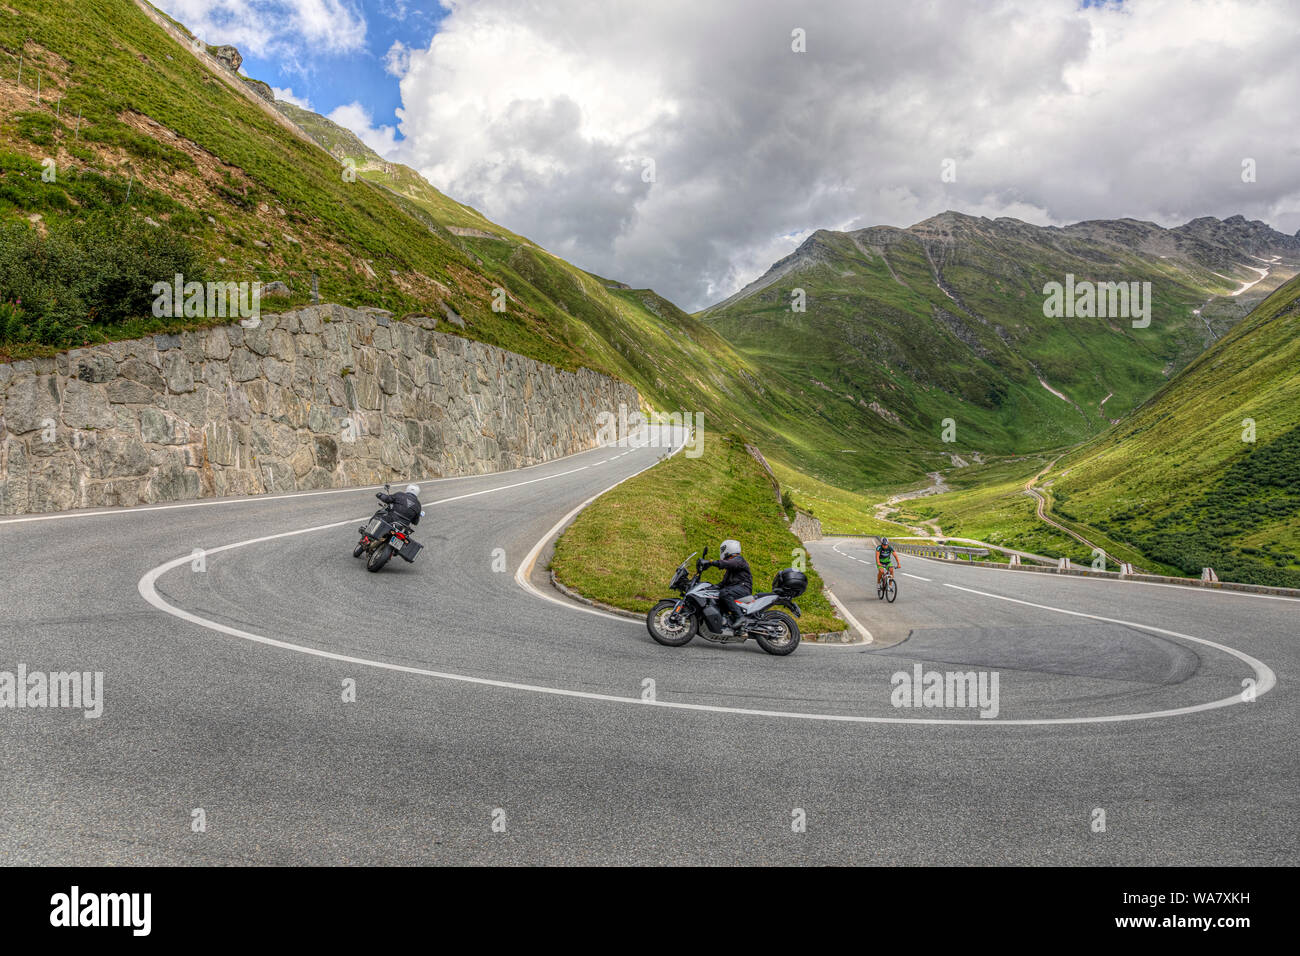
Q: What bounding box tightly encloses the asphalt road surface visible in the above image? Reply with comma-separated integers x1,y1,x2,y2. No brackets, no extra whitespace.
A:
1,430,1295,865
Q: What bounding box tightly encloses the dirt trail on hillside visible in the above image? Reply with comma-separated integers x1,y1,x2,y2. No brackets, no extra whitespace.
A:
874,471,947,535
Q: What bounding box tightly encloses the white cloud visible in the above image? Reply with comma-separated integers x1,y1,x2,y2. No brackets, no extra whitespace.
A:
271,86,312,109
328,101,401,156
158,1,367,59
386,0,1300,310
383,40,410,79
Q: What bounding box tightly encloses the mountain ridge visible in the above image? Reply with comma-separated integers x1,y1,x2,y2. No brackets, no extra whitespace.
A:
704,211,1300,315
697,205,1300,489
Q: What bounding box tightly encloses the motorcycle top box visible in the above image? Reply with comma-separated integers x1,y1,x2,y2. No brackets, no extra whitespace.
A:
772,568,807,597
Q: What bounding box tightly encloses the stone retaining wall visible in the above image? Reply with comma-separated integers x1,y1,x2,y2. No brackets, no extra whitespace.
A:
0,304,640,513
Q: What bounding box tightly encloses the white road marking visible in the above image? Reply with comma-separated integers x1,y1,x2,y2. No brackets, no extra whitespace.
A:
2,482,401,526
514,428,689,624
138,456,1276,725
821,589,873,644
140,537,1273,723
901,572,931,582
940,581,1276,711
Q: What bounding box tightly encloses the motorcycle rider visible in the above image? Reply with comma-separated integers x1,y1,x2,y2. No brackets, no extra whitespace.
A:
376,483,423,527
701,539,752,631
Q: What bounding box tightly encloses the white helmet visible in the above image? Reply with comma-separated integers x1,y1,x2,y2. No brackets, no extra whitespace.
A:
405,484,420,497
720,539,741,560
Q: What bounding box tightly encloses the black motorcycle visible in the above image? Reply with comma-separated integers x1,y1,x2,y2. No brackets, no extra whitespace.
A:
645,549,806,655
353,484,424,573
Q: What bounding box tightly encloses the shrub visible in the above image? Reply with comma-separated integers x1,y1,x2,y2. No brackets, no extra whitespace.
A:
0,213,206,347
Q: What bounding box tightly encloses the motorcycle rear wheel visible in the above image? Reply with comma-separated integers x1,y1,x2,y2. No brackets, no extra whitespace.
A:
647,599,697,647
366,543,393,572
754,610,800,656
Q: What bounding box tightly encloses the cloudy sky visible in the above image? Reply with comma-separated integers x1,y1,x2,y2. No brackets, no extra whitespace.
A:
160,0,1300,310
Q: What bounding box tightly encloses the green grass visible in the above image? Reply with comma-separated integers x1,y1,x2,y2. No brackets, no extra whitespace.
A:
0,0,710,379
1044,274,1300,586
768,459,910,536
895,456,1100,564
886,276,1300,585
551,434,845,634
0,0,922,505
700,216,1296,493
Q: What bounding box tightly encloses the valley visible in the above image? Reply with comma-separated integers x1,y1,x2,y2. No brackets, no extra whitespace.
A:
0,0,1296,586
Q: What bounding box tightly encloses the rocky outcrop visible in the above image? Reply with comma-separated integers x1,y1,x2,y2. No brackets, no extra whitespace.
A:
210,44,242,72
242,76,275,102
0,304,640,514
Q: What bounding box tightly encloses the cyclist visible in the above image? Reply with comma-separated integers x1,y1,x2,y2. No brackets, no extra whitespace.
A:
876,536,900,587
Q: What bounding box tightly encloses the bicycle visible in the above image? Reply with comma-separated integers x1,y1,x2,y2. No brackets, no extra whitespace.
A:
876,565,897,603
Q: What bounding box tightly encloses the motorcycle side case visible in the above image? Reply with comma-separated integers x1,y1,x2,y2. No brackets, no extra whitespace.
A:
363,515,393,538
392,536,422,562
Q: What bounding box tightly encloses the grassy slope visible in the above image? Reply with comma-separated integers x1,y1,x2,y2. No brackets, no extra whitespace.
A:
551,434,844,633
1045,273,1300,585
768,458,910,537
0,0,907,506
0,0,563,361
900,275,1300,584
0,0,753,407
701,217,1297,494
895,456,1105,565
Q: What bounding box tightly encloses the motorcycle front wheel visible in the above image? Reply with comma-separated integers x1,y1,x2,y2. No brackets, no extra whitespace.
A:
647,599,697,646
754,610,800,656
366,543,393,572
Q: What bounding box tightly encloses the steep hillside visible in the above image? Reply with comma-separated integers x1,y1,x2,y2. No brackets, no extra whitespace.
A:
900,274,1300,586
701,212,1300,489
0,0,757,426
0,0,935,499
1045,273,1300,586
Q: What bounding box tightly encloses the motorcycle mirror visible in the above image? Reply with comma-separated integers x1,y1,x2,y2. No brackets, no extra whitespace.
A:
383,483,391,492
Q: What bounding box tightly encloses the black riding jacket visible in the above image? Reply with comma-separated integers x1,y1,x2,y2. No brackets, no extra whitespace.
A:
376,491,422,525
710,554,752,592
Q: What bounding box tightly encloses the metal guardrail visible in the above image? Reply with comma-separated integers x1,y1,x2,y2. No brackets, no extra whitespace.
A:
839,536,1300,597
897,543,989,561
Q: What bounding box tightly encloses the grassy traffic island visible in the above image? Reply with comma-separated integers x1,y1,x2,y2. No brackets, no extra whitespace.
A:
550,433,846,636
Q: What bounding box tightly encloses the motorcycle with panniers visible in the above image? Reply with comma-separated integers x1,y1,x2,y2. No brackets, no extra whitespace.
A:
353,484,424,572
646,550,807,655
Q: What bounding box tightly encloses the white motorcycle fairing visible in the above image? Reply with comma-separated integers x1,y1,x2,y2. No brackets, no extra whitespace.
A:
733,594,780,615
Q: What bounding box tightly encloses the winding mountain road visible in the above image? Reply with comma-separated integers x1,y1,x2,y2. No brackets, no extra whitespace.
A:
1,432,1295,865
